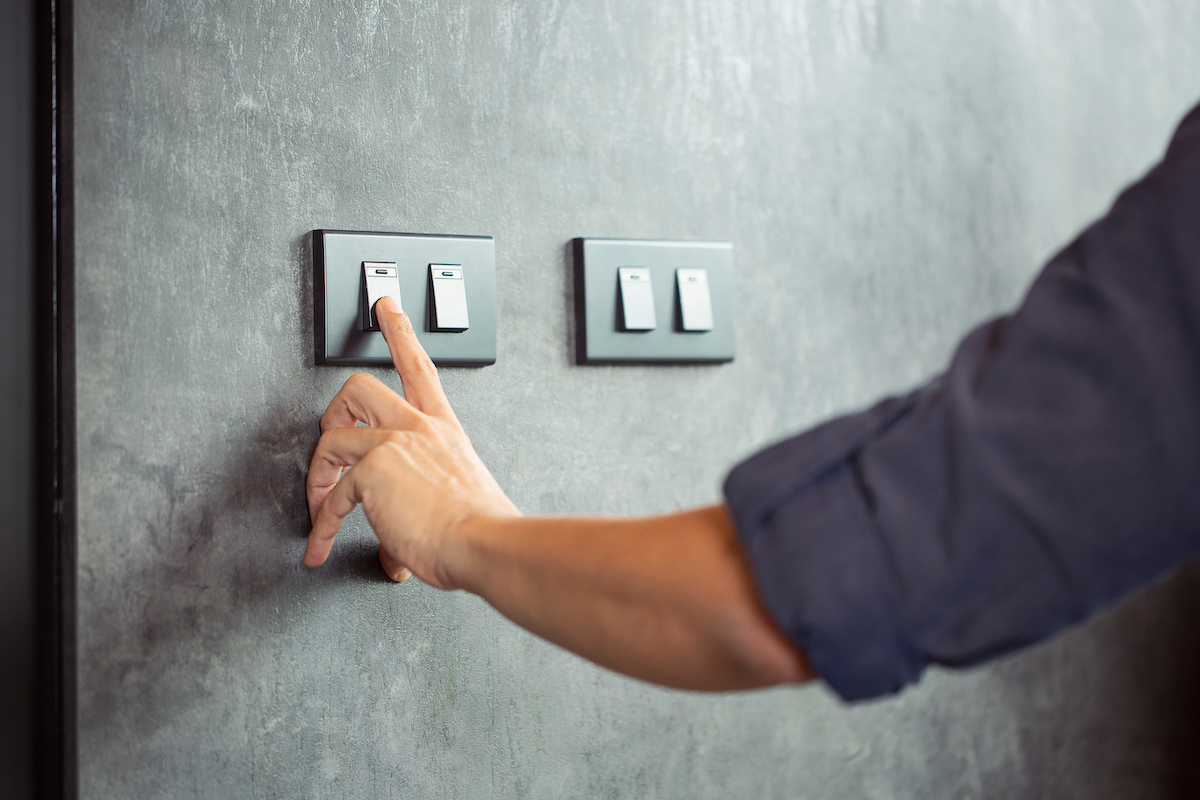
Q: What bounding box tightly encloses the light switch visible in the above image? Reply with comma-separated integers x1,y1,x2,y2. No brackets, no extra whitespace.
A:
572,238,733,363
676,268,714,331
618,267,656,331
362,261,401,331
314,230,496,366
430,264,469,332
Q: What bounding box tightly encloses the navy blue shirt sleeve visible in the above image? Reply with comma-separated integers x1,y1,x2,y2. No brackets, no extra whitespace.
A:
724,103,1200,702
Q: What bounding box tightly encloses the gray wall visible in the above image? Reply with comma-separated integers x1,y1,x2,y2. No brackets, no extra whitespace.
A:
74,0,1200,797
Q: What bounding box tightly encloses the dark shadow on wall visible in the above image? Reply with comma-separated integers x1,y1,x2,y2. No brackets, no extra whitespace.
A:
988,560,1200,798
209,399,399,585
1162,563,1200,798
77,404,415,780
82,398,398,668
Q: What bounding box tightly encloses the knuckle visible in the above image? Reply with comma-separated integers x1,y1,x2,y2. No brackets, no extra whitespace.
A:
364,438,405,468
312,428,336,455
408,413,434,433
392,309,416,336
404,352,438,381
359,445,385,469
345,372,379,392
378,437,409,457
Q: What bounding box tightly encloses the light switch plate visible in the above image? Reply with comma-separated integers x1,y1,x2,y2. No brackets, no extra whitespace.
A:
572,238,735,364
313,230,496,366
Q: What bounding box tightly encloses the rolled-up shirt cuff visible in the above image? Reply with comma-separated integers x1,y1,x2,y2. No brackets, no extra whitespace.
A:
724,393,929,702
723,101,1200,702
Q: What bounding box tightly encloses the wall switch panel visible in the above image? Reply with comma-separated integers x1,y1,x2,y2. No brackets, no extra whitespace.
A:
313,230,496,366
573,238,735,364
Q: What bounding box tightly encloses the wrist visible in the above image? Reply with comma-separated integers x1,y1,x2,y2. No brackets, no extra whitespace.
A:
437,509,515,594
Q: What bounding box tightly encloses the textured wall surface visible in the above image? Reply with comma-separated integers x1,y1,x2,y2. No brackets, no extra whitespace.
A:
74,1,1200,797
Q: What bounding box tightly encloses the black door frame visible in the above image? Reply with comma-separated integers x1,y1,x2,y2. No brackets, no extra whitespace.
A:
34,0,76,795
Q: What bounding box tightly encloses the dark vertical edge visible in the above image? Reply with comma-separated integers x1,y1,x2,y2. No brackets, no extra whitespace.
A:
570,238,588,364
725,243,736,360
58,0,78,787
312,230,326,364
34,0,77,796
425,263,436,333
485,237,497,365
671,269,683,333
1,0,38,794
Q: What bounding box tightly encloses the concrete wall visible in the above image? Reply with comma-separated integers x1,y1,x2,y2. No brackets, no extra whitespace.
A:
74,0,1200,797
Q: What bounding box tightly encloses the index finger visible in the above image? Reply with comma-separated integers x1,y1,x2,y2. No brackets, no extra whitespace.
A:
375,296,454,418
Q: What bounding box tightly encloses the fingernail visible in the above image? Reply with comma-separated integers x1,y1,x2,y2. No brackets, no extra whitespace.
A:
377,296,400,315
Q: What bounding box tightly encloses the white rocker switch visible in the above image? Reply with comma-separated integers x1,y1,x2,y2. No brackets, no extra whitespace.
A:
362,261,401,331
676,268,714,331
430,264,469,332
618,267,656,331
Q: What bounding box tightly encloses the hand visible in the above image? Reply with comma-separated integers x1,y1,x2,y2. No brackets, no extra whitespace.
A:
304,296,520,587
303,299,810,690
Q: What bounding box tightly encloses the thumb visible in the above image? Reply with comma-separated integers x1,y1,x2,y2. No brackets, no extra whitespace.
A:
379,544,413,583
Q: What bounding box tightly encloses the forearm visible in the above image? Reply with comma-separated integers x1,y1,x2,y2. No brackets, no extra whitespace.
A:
450,503,816,691
306,312,814,691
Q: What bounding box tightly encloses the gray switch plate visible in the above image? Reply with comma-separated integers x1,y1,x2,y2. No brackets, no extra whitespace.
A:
313,230,496,366
572,238,735,364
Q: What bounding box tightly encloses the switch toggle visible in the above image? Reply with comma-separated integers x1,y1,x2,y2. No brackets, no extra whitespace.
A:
676,268,713,331
429,264,470,332
362,261,401,331
618,267,656,331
